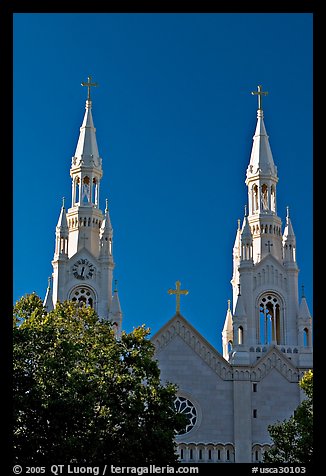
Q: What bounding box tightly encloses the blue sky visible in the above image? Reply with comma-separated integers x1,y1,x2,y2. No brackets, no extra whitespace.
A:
13,13,313,353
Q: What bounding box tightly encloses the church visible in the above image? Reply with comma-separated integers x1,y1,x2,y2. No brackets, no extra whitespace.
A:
44,78,313,464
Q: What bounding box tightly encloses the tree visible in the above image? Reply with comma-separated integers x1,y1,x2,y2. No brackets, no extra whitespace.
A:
13,294,186,465
263,370,313,463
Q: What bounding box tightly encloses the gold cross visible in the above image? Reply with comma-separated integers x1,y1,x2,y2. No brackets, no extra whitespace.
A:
81,76,98,100
251,85,268,110
168,280,189,314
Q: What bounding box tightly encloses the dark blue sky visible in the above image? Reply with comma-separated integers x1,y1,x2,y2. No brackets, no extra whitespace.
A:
13,13,312,352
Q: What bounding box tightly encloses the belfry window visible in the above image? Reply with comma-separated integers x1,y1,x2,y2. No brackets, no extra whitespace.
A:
228,340,233,353
253,184,259,213
82,176,91,203
261,184,268,211
303,328,310,347
238,326,244,345
92,177,99,206
271,185,276,212
259,294,282,345
74,177,80,205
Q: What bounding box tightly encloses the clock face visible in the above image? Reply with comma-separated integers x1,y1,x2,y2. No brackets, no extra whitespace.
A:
72,258,95,280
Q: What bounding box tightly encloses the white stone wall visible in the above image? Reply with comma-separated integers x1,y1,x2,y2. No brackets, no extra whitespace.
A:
156,334,234,443
251,368,300,443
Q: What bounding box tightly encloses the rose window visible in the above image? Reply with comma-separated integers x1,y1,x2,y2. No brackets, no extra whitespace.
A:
174,396,197,434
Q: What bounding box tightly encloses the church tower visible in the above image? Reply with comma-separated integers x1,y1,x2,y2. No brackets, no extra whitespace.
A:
153,85,312,463
44,77,122,334
223,86,312,367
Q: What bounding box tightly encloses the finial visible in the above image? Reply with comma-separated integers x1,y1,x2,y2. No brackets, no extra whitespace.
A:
244,204,248,217
114,279,118,292
301,284,305,298
47,276,52,288
251,84,268,111
227,299,231,311
81,75,98,101
237,219,241,230
62,196,65,208
105,198,109,213
286,205,290,218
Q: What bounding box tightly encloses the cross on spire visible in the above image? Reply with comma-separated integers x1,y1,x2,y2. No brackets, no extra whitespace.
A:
168,280,189,314
81,75,98,101
251,85,268,110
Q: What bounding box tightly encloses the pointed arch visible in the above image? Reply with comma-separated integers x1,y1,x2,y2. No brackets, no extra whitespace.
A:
69,285,97,310
257,292,285,345
238,326,244,345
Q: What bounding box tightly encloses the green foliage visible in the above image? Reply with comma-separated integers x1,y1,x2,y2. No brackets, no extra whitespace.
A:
13,295,186,465
264,370,313,463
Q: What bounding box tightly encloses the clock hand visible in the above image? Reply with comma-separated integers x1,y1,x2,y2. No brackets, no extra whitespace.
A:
81,267,85,276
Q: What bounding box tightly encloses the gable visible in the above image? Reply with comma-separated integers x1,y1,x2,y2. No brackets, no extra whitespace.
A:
250,347,299,383
152,314,233,380
152,316,303,384
68,247,100,268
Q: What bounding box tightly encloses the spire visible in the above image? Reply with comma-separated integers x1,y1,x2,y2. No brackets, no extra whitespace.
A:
109,281,123,336
240,211,253,262
99,198,113,258
69,76,103,211
282,206,297,265
54,199,69,258
283,206,296,243
246,85,277,179
72,76,101,169
73,99,101,168
298,293,312,320
56,198,68,231
222,299,234,360
233,219,241,253
101,198,112,231
241,207,252,239
233,291,246,320
43,276,53,312
223,299,233,334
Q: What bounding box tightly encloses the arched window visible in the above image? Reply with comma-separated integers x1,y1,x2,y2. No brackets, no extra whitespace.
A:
261,184,268,210
303,328,309,347
259,294,282,345
82,176,90,203
271,185,276,212
238,326,244,345
228,340,233,353
70,287,96,309
253,184,259,212
75,177,80,205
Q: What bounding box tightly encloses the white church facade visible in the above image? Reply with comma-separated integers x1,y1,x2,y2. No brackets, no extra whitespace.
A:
44,79,313,464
